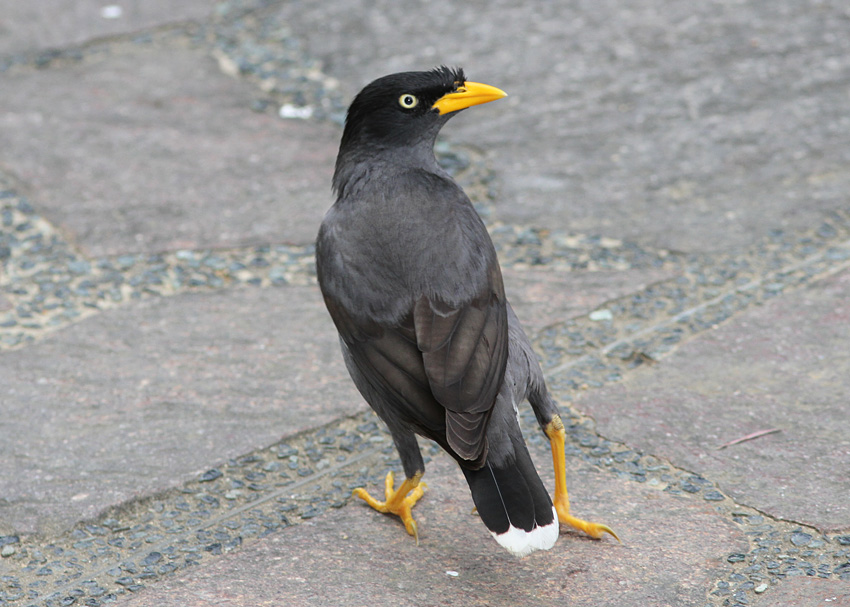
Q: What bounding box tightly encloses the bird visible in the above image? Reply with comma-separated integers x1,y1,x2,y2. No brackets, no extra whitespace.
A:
316,66,618,556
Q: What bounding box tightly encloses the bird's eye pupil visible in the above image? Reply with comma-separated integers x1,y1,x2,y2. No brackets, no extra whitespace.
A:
399,94,418,109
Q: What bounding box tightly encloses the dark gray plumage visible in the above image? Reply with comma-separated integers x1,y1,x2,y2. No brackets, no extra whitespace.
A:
315,67,595,556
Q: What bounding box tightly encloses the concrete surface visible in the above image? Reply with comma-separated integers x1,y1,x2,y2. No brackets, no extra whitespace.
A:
1,42,338,256
0,1,848,606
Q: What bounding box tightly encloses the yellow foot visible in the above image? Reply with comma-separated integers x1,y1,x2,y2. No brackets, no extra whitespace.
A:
352,471,426,543
555,497,620,542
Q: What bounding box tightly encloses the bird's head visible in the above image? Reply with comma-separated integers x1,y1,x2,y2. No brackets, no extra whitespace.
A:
338,66,507,154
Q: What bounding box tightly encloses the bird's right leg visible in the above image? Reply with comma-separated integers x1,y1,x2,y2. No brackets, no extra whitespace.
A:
352,428,427,543
529,388,620,542
543,414,619,541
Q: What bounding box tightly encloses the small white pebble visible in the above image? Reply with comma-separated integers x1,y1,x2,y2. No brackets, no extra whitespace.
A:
213,49,241,78
445,570,459,577
101,5,123,19
754,583,768,594
279,104,314,120
589,309,613,321
1,545,15,557
599,237,623,248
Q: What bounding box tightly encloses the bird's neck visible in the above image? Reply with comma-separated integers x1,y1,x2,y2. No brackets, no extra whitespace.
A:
333,141,443,198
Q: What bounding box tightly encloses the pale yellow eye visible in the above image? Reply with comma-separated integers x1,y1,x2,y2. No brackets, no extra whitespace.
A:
398,94,419,109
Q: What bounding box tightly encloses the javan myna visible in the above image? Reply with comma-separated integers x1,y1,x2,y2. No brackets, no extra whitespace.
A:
316,66,618,556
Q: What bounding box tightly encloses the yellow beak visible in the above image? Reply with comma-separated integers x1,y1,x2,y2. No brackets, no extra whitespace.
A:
431,81,507,115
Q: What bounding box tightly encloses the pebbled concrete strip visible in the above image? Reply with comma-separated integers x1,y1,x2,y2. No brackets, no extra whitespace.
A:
573,268,850,533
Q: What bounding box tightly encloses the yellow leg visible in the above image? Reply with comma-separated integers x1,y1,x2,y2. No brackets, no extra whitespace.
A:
545,416,620,542
352,471,426,543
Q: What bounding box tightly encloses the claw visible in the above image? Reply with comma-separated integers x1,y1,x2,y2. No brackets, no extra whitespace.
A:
558,511,621,542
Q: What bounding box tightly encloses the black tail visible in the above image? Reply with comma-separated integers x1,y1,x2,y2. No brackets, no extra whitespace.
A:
461,436,558,556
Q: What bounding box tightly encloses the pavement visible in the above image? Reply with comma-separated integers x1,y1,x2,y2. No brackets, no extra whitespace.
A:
1,1,849,606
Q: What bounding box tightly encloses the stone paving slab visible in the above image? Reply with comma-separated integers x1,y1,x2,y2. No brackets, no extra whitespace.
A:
573,268,850,533
0,41,338,257
0,285,360,537
0,0,214,56
115,450,747,607
271,0,850,254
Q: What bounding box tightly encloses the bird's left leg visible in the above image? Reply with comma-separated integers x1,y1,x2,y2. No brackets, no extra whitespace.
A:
353,472,425,541
352,428,427,543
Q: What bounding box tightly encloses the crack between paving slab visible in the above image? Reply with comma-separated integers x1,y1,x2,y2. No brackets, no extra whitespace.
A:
0,21,206,73
192,447,380,532
607,442,827,535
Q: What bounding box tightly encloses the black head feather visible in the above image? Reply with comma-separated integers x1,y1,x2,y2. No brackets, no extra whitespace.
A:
339,66,466,151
